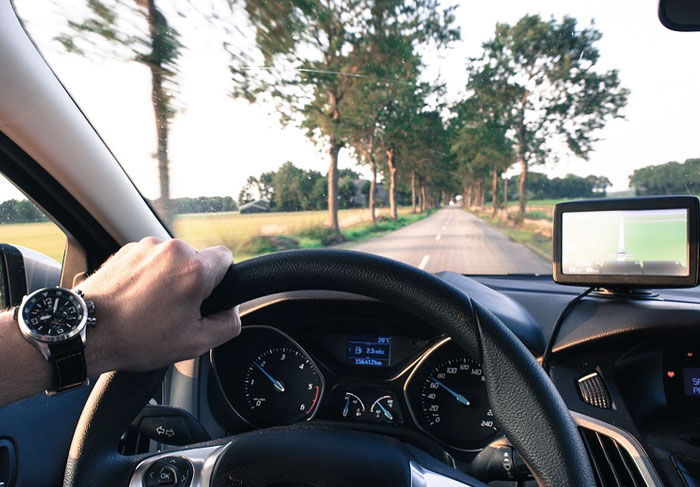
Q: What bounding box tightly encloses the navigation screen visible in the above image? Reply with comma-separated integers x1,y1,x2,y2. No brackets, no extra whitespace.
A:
561,208,689,276
684,367,700,397
347,335,391,367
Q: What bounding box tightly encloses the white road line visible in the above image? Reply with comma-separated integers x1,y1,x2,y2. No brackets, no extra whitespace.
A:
418,254,430,270
435,234,441,241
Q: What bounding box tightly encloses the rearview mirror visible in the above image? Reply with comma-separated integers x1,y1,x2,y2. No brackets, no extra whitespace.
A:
659,0,700,31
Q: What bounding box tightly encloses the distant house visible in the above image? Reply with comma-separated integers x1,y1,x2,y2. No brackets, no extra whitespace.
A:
349,179,389,208
239,199,270,214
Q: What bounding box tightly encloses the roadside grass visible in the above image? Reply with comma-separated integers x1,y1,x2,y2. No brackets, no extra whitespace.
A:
342,211,435,243
0,206,431,263
469,206,552,261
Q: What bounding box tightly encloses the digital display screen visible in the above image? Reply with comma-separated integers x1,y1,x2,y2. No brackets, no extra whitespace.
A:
347,335,391,367
562,208,689,276
683,367,700,397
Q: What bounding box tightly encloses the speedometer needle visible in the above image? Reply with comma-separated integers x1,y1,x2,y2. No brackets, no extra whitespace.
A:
254,363,285,392
430,377,470,406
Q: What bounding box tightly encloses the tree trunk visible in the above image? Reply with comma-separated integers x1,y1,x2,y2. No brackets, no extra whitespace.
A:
479,180,485,210
411,170,417,214
491,168,499,216
465,184,472,208
518,154,527,218
328,138,343,242
386,147,398,220
369,154,377,225
147,0,172,227
503,176,509,219
517,104,528,218
419,179,425,212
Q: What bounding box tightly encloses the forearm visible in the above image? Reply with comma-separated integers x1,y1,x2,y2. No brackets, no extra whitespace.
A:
0,309,53,405
0,309,107,407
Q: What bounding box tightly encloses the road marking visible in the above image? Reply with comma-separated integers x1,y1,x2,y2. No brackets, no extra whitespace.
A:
435,234,441,241
418,254,430,270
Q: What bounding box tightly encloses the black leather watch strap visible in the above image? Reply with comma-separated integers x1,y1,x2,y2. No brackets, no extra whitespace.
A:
48,338,87,394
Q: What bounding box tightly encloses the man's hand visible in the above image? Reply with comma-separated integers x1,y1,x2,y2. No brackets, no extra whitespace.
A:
79,237,241,376
0,237,240,406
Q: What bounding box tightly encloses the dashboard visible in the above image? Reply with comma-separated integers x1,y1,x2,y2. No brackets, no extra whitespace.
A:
205,296,502,467
194,274,700,486
211,326,497,453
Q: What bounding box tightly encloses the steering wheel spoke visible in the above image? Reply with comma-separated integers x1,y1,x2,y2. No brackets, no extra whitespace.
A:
128,429,484,487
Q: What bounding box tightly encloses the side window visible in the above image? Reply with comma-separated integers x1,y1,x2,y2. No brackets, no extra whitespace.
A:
0,175,67,264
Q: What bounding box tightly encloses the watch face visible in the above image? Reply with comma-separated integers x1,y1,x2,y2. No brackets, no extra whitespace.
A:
21,288,85,340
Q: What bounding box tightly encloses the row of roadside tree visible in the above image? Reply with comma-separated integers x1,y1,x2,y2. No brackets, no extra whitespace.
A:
55,2,629,241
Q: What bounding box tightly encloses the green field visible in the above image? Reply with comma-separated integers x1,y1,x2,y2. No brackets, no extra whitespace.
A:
0,206,420,264
0,221,67,262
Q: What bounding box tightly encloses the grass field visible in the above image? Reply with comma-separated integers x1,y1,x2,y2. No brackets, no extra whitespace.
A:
0,221,66,262
0,206,425,264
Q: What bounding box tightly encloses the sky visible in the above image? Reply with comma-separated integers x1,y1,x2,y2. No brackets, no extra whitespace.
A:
3,0,700,202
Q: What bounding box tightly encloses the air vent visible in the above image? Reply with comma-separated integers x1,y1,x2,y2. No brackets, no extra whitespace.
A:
580,427,647,487
578,372,611,409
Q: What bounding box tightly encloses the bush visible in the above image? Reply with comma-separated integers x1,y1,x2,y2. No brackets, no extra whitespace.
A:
240,235,299,254
298,226,340,246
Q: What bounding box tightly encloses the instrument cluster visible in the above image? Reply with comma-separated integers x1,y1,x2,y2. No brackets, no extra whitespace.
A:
210,325,500,452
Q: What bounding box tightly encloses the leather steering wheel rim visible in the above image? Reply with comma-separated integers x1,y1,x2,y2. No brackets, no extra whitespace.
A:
64,249,595,487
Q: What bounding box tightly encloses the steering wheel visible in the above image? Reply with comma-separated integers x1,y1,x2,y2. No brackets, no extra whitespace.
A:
63,249,595,487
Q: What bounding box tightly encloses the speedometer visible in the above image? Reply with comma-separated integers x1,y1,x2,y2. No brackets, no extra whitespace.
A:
405,339,499,450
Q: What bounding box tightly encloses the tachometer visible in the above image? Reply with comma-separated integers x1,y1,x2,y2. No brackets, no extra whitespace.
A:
211,326,325,427
243,346,322,425
405,339,499,450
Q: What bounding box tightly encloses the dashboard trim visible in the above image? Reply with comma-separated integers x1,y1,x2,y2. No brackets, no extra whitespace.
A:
571,411,662,487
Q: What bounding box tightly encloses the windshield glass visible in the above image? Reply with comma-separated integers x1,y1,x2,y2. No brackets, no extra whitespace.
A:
10,0,700,274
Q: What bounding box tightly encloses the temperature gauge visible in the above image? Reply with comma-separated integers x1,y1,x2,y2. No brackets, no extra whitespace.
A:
370,395,401,423
341,392,366,419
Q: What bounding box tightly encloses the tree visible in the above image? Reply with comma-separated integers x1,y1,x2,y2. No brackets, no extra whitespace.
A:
228,0,458,238
450,66,514,216
56,0,183,226
472,15,629,217
630,158,700,195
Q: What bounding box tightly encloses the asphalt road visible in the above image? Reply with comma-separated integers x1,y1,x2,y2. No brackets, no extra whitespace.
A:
349,207,550,275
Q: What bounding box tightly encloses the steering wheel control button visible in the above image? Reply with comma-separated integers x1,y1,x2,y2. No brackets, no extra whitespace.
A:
143,457,192,487
156,466,176,485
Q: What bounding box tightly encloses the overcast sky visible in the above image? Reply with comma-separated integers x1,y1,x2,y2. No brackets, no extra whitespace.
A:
3,0,700,202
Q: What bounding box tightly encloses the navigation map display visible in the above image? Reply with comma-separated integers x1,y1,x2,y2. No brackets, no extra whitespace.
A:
561,208,689,276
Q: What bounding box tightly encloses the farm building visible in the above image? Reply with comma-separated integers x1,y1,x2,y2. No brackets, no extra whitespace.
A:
239,199,270,214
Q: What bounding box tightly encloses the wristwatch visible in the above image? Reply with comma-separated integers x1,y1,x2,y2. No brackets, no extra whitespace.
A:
14,286,96,394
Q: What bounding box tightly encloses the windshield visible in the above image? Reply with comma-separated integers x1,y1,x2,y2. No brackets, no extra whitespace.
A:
8,0,700,274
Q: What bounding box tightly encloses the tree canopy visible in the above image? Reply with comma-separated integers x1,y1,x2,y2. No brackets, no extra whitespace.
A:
227,0,458,237
56,0,184,225
467,15,629,216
